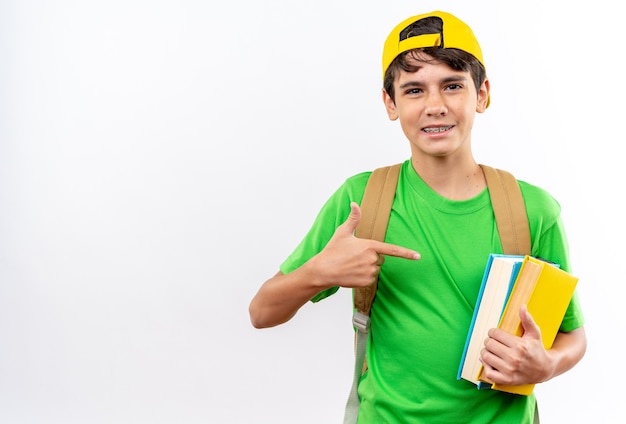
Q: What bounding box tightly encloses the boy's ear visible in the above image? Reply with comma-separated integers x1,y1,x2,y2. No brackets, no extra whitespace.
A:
382,89,399,121
476,78,490,113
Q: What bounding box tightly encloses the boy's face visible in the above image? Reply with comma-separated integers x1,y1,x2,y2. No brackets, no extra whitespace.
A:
382,54,489,161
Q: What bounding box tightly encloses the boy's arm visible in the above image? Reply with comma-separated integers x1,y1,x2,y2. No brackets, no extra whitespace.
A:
248,203,420,329
248,267,329,329
546,326,587,379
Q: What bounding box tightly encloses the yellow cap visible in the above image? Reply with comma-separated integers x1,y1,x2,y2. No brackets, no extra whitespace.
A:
382,11,485,79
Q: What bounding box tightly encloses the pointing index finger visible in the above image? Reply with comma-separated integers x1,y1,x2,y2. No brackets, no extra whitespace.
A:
370,240,421,260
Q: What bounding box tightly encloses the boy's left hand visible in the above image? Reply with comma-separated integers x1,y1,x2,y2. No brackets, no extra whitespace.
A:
479,304,552,386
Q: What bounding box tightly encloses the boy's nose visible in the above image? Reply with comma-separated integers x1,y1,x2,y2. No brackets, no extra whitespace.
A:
425,94,447,116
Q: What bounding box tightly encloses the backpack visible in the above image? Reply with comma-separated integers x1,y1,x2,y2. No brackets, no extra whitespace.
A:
343,163,532,424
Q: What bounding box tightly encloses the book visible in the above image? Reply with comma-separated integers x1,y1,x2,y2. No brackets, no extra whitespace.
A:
477,255,578,395
457,254,525,385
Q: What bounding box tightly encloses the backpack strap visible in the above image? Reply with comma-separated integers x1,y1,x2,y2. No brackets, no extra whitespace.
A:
479,164,531,256
344,163,400,424
353,163,402,316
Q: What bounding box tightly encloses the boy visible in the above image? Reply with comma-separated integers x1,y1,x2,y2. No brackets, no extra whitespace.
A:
249,10,586,423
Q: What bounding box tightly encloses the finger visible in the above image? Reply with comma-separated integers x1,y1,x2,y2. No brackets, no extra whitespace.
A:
519,304,542,340
375,253,385,266
487,327,516,348
479,352,504,383
370,239,420,260
338,201,362,235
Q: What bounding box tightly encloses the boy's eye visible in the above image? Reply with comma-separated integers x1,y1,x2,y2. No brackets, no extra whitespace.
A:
406,88,423,95
446,83,462,91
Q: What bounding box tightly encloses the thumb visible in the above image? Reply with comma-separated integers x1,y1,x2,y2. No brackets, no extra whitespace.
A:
520,304,542,341
340,201,362,234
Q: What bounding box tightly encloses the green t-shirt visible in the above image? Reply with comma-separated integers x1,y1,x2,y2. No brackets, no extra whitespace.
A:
281,160,584,423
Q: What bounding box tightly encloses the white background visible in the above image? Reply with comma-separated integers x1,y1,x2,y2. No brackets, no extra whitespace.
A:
1,1,623,423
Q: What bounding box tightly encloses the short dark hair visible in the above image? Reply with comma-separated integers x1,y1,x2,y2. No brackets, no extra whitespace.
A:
383,47,486,103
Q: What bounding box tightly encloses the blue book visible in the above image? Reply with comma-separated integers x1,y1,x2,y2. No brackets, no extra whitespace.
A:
457,254,525,386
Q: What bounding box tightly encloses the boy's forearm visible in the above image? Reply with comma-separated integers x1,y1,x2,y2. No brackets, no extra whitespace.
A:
248,263,328,329
545,327,587,381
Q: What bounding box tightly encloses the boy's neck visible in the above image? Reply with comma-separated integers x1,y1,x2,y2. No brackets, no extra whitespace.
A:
411,157,486,200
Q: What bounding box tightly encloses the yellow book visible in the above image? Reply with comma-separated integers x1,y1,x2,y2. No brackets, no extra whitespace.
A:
477,255,578,395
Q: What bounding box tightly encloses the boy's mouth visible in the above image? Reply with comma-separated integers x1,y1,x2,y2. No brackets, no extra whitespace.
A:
423,126,453,133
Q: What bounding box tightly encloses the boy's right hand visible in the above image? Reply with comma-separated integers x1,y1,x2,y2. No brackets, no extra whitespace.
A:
311,202,420,289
